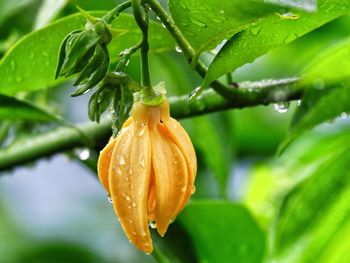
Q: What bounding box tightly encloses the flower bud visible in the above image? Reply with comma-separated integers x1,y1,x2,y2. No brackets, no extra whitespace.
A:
98,99,197,254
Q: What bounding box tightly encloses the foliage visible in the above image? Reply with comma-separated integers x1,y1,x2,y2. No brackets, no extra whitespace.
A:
0,0,350,262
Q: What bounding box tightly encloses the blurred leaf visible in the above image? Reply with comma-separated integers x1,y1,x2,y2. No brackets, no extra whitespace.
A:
179,201,266,263
192,116,230,196
0,0,36,27
17,242,106,263
34,0,69,29
267,0,317,11
0,12,174,96
302,36,350,84
272,149,350,263
279,82,350,153
169,0,278,56
0,94,59,121
203,0,350,89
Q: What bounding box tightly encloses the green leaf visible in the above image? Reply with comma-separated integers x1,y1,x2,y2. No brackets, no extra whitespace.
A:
272,149,350,263
302,36,350,85
178,201,266,263
191,116,231,196
169,0,278,56
279,82,350,153
203,0,350,89
34,0,68,29
0,94,58,121
0,12,174,96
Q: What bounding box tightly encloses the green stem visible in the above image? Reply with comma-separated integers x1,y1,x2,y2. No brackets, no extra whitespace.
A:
152,243,171,263
226,73,233,85
103,0,132,24
132,0,152,91
147,0,233,98
0,78,301,171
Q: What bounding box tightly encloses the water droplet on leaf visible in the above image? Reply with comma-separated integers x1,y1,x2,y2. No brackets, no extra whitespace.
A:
175,46,182,53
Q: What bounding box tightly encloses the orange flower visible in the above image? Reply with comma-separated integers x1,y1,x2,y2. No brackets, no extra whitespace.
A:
97,99,197,254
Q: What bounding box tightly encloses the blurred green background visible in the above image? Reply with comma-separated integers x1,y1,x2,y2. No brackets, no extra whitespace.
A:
1,0,350,262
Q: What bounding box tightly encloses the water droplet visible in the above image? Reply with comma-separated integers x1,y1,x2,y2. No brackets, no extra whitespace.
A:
131,201,137,207
161,23,166,28
189,87,201,100
250,25,262,36
137,124,146,137
285,33,298,43
139,154,145,168
175,46,182,53
220,10,225,14
297,100,302,106
78,148,90,161
122,193,131,201
156,16,161,21
118,154,126,165
149,221,157,229
189,17,207,28
127,218,133,224
341,112,348,119
181,185,187,192
313,79,325,90
274,102,290,113
277,12,300,20
113,166,122,175
191,185,196,194
10,60,16,71
181,22,189,27
107,195,113,204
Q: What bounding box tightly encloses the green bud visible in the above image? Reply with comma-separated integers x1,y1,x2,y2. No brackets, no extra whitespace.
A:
55,30,82,79
70,45,110,97
60,30,100,77
73,44,105,86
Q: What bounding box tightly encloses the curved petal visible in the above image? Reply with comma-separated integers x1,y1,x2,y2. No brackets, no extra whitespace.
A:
97,137,116,193
163,118,197,213
97,117,133,193
109,122,153,254
150,123,188,236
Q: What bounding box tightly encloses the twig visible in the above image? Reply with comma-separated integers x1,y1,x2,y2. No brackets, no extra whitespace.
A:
0,78,301,171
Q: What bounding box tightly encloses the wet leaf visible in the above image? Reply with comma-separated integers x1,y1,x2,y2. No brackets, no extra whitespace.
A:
203,0,350,89
0,12,174,96
179,201,266,263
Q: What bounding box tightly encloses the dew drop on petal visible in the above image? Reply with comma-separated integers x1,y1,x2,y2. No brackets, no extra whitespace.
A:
114,166,122,175
139,154,145,168
131,200,137,208
122,193,131,201
149,220,157,229
181,185,187,192
107,195,113,204
137,124,146,137
118,154,126,165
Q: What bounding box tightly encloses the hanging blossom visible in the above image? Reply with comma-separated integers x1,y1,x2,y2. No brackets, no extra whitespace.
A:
97,99,197,254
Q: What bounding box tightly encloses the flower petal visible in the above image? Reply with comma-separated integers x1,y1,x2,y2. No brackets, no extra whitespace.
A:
97,117,132,193
109,122,153,254
97,137,116,193
150,123,188,236
163,118,197,213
